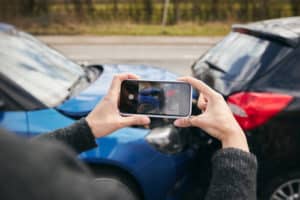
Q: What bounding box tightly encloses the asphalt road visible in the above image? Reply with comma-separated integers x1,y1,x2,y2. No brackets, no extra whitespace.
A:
38,36,222,75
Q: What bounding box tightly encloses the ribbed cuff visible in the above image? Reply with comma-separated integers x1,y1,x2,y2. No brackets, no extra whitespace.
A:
212,148,258,172
205,148,258,200
35,118,98,153
73,118,98,151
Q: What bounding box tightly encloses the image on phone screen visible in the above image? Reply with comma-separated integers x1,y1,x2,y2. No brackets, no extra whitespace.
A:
119,80,192,118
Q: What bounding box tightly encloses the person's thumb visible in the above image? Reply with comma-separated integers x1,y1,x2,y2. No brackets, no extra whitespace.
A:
121,115,151,127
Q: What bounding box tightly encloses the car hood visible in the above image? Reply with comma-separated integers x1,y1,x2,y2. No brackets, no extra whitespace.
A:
56,64,178,117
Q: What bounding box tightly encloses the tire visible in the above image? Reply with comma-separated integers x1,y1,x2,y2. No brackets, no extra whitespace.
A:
262,171,300,200
90,166,142,200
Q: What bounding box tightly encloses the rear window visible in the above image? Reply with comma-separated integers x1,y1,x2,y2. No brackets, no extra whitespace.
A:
193,32,292,81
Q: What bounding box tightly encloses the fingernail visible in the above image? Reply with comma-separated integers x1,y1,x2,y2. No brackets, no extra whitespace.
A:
173,120,180,126
143,117,151,124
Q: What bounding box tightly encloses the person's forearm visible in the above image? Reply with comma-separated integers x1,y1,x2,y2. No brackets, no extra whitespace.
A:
205,148,257,200
34,118,97,153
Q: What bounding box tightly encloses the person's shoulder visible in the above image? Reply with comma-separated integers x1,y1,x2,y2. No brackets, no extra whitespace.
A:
0,128,74,160
0,128,91,175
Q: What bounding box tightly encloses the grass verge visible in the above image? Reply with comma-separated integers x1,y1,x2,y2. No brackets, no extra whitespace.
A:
24,22,231,36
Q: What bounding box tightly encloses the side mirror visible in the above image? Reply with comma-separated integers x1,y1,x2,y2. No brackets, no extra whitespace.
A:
145,125,186,154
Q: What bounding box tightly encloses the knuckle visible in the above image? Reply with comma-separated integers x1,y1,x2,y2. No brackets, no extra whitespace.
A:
197,101,201,107
198,100,206,108
113,75,120,81
118,120,126,128
198,103,204,108
103,96,116,105
103,95,112,102
137,118,144,124
184,118,191,125
189,117,197,126
214,92,223,100
182,118,188,124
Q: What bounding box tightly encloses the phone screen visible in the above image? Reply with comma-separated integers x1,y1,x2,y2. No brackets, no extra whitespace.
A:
119,80,192,118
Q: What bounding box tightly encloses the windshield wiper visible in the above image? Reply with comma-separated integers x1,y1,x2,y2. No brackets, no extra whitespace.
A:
204,60,226,74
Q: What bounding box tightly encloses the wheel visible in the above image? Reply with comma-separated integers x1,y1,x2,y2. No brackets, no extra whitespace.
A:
262,171,300,200
90,166,142,200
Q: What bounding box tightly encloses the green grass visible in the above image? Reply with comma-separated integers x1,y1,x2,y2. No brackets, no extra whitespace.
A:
25,22,231,36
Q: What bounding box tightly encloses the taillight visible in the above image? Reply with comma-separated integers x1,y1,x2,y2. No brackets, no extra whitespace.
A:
227,92,293,130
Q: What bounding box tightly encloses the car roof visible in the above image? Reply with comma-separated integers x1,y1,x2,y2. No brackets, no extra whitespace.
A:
232,17,300,47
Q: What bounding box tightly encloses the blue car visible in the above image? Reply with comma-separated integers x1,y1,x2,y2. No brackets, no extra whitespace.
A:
138,87,164,112
0,23,196,200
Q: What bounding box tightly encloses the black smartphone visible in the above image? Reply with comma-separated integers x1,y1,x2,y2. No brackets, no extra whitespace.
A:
119,80,192,118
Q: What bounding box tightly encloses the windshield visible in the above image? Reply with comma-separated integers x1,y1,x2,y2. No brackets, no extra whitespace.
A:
0,31,84,107
193,32,292,81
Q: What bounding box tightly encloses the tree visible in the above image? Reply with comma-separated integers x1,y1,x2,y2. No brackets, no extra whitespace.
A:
239,0,250,21
113,0,119,14
251,0,260,20
210,0,219,20
129,0,141,22
261,0,269,19
162,0,170,25
35,0,50,15
72,0,84,17
85,0,95,15
290,0,300,15
0,0,10,19
21,0,35,15
143,0,153,23
192,0,201,22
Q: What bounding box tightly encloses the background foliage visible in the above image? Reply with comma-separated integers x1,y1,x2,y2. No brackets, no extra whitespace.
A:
0,0,299,35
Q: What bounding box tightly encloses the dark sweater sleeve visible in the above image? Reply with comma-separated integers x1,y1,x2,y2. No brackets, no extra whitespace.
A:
35,118,97,153
0,128,132,200
204,148,257,200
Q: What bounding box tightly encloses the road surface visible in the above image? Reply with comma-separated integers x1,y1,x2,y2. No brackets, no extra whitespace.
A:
38,36,222,75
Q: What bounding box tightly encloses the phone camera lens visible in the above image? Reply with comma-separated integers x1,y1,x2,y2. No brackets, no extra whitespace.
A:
128,94,134,100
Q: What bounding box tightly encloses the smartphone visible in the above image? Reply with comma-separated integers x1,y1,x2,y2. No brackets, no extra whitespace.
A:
119,80,192,118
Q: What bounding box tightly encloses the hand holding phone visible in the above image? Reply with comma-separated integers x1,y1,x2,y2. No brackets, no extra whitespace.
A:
86,74,150,138
173,77,249,152
119,80,192,118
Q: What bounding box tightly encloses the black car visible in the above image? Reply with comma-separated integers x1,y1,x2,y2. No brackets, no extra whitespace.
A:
192,17,300,199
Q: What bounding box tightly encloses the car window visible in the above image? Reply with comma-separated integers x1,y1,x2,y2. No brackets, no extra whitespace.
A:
0,90,21,111
0,31,84,107
194,32,292,81
270,49,300,90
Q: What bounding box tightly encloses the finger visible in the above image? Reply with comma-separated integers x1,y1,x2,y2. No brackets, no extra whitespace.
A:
198,93,207,111
125,74,140,80
173,117,192,127
108,73,139,101
178,77,215,98
120,115,151,127
189,116,206,127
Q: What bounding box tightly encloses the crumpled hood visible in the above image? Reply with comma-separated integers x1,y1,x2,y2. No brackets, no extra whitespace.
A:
56,64,178,117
